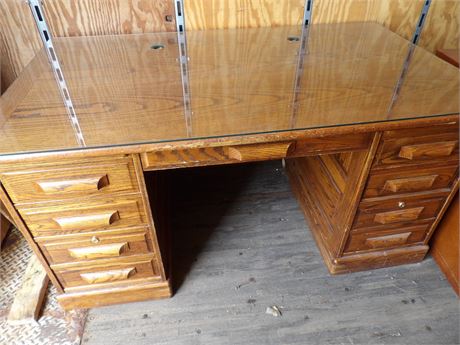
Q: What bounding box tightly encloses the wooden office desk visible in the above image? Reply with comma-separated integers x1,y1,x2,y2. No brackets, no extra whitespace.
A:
0,23,458,309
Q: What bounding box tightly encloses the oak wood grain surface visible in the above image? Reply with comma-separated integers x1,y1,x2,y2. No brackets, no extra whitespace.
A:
0,22,458,156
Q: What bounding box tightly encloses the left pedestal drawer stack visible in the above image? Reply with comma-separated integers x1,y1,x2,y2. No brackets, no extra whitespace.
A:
0,155,171,309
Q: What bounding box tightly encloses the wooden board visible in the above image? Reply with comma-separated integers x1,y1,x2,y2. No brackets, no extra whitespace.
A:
7,255,49,324
431,192,459,295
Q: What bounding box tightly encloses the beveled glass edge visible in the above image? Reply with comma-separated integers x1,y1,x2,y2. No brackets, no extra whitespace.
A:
0,112,457,159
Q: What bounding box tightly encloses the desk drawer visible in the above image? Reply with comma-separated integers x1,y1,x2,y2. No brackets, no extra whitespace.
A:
19,196,148,236
36,228,152,264
363,165,458,198
141,141,293,170
374,124,459,169
53,255,160,289
344,225,429,254
353,194,445,229
0,158,139,204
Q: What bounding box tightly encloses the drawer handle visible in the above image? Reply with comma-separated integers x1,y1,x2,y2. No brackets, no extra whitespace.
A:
374,207,424,225
68,242,128,260
35,174,109,194
225,142,292,161
383,175,438,193
53,211,120,230
365,232,411,248
398,141,457,160
80,267,136,284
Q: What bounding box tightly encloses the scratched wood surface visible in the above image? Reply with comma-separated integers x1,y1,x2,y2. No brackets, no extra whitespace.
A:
1,0,458,92
81,161,459,345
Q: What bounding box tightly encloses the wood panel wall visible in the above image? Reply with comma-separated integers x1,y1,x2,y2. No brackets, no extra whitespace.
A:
1,0,458,92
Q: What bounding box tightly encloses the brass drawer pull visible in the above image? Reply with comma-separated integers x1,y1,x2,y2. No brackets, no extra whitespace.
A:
91,236,100,244
373,207,424,225
80,267,136,284
35,174,109,193
383,175,438,193
68,242,128,260
53,211,120,230
398,201,406,209
398,141,457,160
365,232,411,248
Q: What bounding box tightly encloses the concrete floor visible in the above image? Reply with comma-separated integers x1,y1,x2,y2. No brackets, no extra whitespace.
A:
82,161,459,345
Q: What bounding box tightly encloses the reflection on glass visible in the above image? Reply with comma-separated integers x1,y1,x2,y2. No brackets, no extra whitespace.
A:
0,0,458,156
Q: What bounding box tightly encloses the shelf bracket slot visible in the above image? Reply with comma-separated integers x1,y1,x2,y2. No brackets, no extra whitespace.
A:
28,0,86,147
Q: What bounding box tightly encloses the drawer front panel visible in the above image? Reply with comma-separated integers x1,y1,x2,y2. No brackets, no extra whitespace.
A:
344,225,429,254
19,196,147,236
374,125,459,168
53,255,159,289
142,141,293,170
142,133,372,171
364,165,458,198
37,228,152,264
0,158,139,204
353,195,445,229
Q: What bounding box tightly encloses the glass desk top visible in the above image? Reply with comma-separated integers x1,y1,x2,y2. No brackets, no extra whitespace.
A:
0,22,458,156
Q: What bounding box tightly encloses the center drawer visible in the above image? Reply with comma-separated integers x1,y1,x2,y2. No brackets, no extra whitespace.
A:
18,195,148,236
36,227,153,264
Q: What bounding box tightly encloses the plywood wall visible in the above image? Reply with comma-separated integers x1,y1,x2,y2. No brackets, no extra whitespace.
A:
1,0,458,92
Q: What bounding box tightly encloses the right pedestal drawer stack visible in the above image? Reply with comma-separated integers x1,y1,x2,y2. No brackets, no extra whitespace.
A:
344,123,459,262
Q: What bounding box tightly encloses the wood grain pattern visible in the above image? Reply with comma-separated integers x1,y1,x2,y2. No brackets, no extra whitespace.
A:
42,0,176,37
36,227,152,264
80,267,135,284
0,0,41,93
0,213,10,246
354,194,445,228
1,23,457,156
373,207,425,225
0,156,140,204
398,141,458,160
7,255,49,324
364,165,458,198
53,254,160,289
184,0,305,30
68,242,127,260
344,224,428,253
286,133,378,260
142,133,372,170
0,183,65,293
418,0,460,52
35,174,109,194
2,0,458,94
18,196,147,236
53,210,120,231
0,0,174,91
57,280,171,310
431,192,459,295
382,175,438,193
